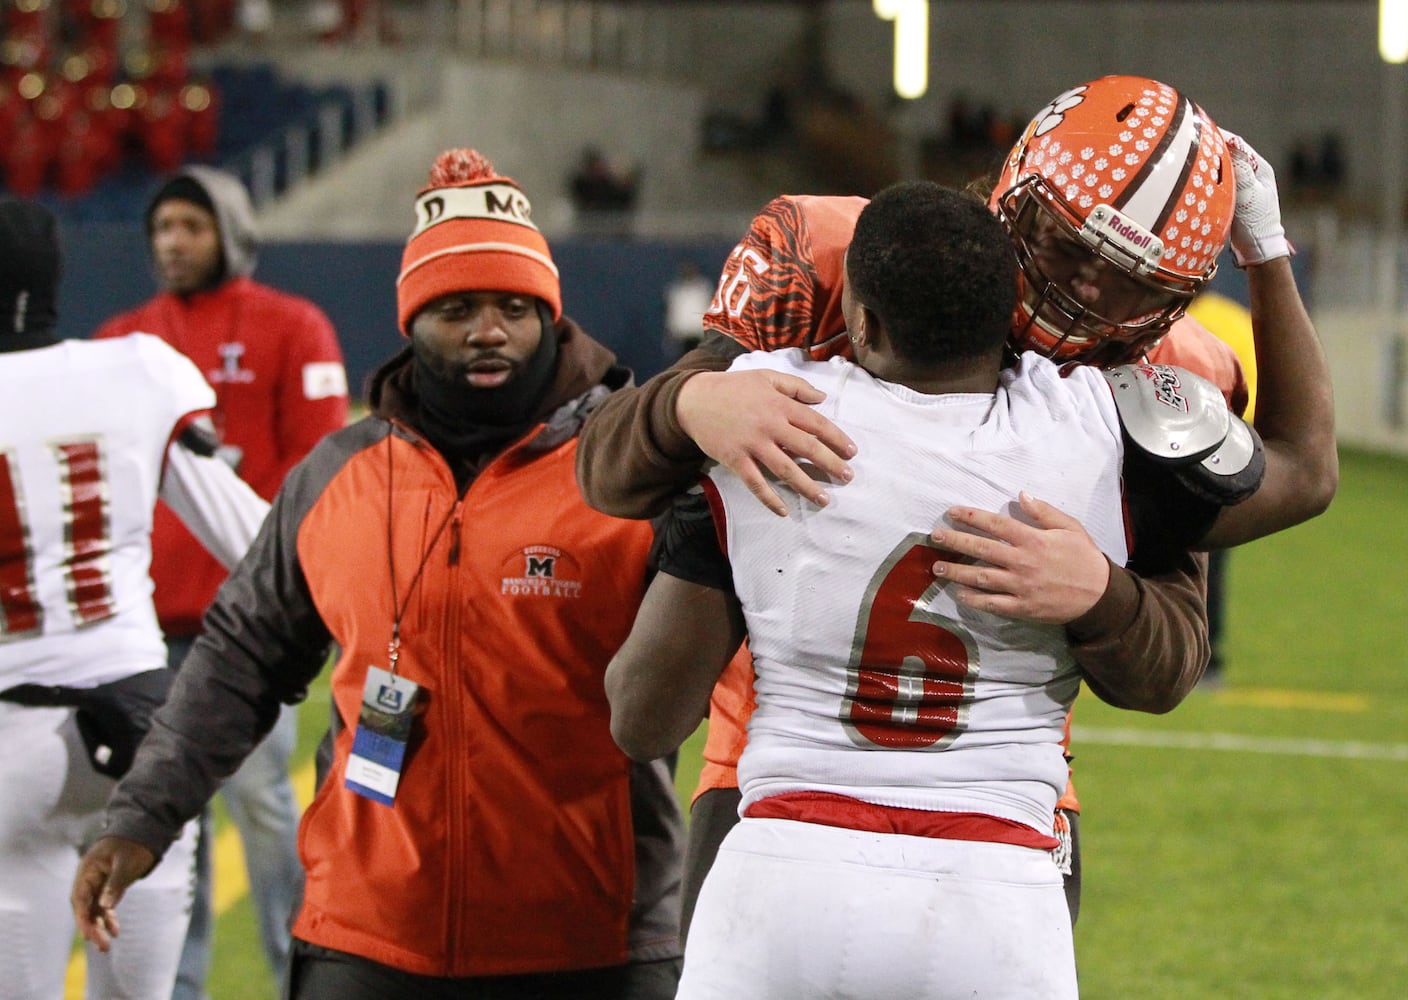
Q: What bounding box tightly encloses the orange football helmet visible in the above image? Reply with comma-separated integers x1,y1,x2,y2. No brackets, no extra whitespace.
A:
991,75,1235,365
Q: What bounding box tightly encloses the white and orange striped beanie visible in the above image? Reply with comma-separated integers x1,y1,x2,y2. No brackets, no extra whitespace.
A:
396,148,561,333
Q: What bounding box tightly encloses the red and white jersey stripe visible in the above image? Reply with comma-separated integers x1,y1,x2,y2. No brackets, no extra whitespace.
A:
0,335,226,687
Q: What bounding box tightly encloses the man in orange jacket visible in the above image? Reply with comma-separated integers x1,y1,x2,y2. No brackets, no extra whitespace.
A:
73,149,689,999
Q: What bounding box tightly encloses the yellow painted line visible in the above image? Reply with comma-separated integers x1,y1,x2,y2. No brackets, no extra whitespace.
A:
1205,686,1370,713
66,760,317,997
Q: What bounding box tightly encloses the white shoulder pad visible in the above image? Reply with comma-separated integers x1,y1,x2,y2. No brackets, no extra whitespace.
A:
1102,363,1230,464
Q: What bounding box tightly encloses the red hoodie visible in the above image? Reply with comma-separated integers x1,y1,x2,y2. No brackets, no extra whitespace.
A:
93,167,348,635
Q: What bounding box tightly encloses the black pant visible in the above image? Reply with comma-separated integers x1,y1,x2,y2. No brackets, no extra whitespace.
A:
287,941,681,1000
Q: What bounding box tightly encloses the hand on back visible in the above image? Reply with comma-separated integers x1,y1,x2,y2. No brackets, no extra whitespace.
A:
676,369,856,516
930,493,1111,624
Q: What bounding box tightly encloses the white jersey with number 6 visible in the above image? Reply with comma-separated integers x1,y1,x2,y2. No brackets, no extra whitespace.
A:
707,348,1129,837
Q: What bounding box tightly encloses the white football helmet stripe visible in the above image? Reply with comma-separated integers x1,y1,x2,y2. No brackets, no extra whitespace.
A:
1117,97,1200,232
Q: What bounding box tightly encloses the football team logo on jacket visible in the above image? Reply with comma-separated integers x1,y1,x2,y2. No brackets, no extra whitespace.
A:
500,545,582,598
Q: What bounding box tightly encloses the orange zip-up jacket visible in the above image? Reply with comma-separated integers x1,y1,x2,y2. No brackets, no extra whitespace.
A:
106,330,684,978
293,426,655,975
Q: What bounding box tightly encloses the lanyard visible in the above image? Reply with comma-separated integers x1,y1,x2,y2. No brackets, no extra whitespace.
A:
384,425,459,677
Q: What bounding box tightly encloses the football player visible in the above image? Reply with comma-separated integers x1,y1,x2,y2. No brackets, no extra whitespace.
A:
0,199,269,1000
609,180,1202,997
575,75,1335,933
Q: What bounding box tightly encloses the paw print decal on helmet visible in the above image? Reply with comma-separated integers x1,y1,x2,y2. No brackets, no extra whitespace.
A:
1031,86,1089,138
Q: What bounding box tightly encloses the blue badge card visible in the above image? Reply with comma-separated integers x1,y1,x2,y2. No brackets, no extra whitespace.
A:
345,666,421,807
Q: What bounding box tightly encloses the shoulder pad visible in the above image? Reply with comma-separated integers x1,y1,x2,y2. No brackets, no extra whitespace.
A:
1174,416,1267,506
1102,363,1229,464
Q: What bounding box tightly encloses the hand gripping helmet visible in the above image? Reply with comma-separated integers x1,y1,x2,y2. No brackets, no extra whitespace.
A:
991,75,1234,365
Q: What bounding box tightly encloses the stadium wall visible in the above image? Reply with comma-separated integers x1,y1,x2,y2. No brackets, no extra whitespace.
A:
61,226,733,395
63,228,1408,456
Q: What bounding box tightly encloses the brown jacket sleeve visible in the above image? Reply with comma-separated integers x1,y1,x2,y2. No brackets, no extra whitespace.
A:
575,346,734,519
1064,551,1211,714
102,426,366,859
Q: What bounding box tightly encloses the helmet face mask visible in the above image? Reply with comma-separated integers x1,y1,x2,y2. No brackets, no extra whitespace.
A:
991,75,1234,366
999,177,1196,364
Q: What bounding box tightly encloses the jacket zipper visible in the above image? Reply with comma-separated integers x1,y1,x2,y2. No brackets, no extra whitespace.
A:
447,508,462,566
442,494,467,967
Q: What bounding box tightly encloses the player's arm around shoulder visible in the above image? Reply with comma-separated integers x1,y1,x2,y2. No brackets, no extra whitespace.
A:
575,344,731,519
672,346,856,518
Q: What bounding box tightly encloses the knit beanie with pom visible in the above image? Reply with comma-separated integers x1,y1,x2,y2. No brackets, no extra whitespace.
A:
396,149,561,334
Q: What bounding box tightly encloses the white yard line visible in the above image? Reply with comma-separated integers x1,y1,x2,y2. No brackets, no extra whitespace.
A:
1072,726,1408,762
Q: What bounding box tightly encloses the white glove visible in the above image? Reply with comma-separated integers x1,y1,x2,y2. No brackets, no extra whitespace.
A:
1220,128,1292,267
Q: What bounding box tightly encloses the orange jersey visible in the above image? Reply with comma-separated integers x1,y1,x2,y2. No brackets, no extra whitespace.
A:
694,194,1245,810
703,194,865,360
1147,313,1249,416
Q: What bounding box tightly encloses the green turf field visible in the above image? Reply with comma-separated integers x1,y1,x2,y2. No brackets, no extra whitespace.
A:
192,447,1406,999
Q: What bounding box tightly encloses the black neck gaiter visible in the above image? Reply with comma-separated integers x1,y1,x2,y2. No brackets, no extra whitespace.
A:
411,304,561,465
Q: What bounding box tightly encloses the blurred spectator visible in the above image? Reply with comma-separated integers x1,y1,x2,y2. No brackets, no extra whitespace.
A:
762,84,792,139
1318,131,1346,193
946,92,989,152
92,166,349,999
1289,135,1317,191
569,146,639,211
568,146,640,236
922,92,1025,186
702,86,795,154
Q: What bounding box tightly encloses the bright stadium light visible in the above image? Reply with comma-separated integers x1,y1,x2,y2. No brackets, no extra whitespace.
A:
875,0,928,99
1381,0,1408,63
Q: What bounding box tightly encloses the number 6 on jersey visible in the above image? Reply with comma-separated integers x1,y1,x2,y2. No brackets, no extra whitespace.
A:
841,533,977,750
